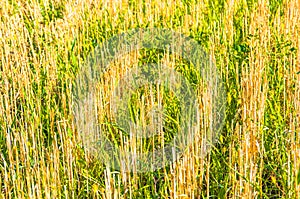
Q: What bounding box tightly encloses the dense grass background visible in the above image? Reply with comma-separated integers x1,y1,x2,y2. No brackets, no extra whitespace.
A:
0,0,299,198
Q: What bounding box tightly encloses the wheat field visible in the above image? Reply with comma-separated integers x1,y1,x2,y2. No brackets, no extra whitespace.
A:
0,0,299,198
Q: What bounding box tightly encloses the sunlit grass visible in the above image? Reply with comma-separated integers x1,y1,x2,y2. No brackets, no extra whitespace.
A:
0,0,299,198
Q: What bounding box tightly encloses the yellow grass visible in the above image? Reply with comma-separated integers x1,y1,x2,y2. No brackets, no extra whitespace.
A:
0,0,299,198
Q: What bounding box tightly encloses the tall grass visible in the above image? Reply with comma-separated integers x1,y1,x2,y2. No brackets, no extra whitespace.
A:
0,0,299,198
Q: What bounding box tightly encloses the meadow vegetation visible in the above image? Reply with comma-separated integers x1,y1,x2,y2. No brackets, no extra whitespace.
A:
0,0,299,198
